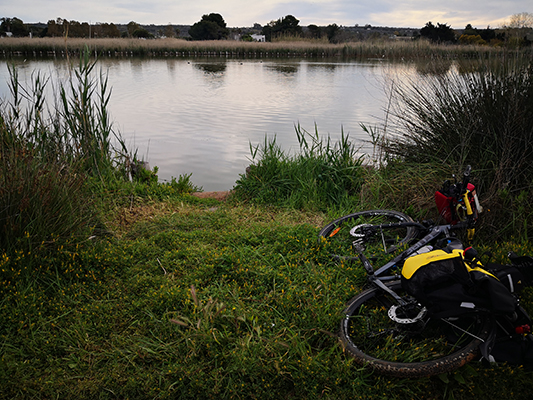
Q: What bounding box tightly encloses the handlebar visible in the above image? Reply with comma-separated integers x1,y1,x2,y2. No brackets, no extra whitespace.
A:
443,165,472,201
462,164,471,183
461,165,471,195
449,220,470,231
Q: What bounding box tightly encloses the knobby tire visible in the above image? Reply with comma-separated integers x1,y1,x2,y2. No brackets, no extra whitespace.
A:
339,281,492,378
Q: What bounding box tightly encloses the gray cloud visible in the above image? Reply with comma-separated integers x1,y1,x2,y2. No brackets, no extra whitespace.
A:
2,0,531,28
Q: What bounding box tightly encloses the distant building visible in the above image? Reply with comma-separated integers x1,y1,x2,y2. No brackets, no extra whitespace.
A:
389,35,414,40
251,34,265,42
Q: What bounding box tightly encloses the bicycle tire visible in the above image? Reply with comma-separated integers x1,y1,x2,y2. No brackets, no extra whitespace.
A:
318,210,419,261
339,281,492,378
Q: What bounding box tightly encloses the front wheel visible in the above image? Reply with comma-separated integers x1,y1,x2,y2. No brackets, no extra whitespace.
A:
339,281,492,378
318,210,419,262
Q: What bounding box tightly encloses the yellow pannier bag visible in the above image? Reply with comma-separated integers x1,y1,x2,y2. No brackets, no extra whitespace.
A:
401,249,516,317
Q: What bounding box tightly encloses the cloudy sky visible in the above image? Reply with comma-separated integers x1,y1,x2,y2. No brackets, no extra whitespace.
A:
3,0,531,29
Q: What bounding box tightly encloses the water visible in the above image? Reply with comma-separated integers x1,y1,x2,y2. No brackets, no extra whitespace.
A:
0,57,412,191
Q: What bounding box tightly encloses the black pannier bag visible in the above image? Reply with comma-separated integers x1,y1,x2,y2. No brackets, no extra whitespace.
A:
401,249,517,318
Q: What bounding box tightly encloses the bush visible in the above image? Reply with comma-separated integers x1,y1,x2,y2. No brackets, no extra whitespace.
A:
0,126,98,255
0,50,130,256
233,125,363,211
381,55,533,240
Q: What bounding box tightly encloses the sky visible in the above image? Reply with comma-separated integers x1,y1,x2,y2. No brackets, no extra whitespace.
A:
2,0,531,29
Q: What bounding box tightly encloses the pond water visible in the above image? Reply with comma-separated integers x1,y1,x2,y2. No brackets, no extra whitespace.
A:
0,57,419,191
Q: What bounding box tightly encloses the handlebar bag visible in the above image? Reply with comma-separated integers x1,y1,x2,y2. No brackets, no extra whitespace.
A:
401,249,516,317
435,183,476,224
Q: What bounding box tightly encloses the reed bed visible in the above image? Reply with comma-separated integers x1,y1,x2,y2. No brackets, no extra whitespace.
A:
0,52,132,256
1,37,528,60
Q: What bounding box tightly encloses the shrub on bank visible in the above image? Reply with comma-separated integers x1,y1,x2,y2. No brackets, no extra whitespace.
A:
233,125,364,211
377,55,533,240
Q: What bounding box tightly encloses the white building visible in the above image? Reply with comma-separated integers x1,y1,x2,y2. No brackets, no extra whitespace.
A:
251,34,265,42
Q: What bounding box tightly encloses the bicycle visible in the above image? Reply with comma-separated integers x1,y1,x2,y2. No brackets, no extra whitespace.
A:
318,166,533,377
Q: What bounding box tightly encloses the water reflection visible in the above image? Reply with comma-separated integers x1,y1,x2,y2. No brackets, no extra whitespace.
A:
267,64,299,74
413,59,453,76
194,62,227,74
0,57,464,191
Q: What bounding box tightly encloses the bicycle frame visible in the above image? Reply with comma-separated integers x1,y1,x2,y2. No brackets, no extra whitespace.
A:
373,223,459,279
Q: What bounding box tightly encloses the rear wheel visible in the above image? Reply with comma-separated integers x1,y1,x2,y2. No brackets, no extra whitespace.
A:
318,210,419,262
339,281,492,378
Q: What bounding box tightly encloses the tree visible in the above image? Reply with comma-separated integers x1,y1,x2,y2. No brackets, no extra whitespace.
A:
127,21,140,37
189,13,229,40
96,23,121,38
45,18,65,37
1,17,28,37
503,12,533,47
461,24,497,44
307,24,322,39
326,24,340,43
164,24,176,38
262,15,302,41
132,27,152,38
420,22,456,43
506,12,533,29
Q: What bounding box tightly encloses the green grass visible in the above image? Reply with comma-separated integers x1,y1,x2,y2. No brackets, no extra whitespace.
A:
1,196,532,399
233,124,364,212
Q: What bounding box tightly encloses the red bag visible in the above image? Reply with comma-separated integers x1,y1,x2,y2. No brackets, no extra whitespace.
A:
435,183,477,224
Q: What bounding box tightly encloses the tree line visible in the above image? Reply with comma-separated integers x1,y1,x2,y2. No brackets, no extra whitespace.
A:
0,17,176,39
1,13,532,47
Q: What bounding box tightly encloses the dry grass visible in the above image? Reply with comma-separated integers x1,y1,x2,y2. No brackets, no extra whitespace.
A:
0,36,515,59
1,37,345,55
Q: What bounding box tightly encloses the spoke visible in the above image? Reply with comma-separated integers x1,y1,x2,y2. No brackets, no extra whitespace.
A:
441,317,486,343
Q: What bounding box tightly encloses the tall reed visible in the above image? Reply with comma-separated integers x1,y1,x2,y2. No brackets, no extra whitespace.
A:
379,54,533,240
2,37,530,60
233,125,363,211
0,50,131,256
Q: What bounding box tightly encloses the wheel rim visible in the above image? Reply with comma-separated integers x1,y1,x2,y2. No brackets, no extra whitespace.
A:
319,210,417,261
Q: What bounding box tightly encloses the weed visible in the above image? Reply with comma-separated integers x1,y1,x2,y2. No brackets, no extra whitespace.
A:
2,37,530,60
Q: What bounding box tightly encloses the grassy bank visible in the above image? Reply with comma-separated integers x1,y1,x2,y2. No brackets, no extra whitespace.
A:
1,36,530,59
1,193,532,399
